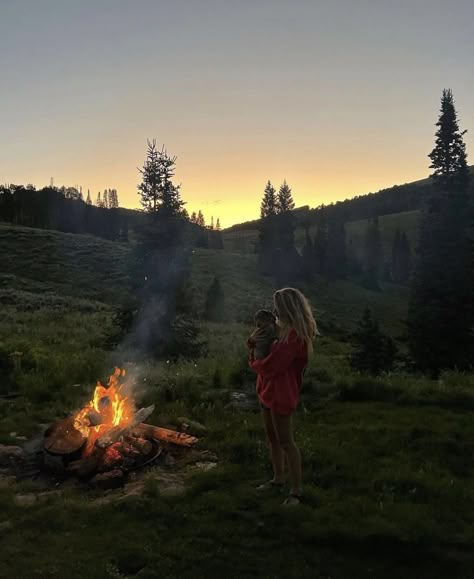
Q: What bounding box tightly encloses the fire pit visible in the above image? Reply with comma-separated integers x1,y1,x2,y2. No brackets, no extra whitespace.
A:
41,368,198,487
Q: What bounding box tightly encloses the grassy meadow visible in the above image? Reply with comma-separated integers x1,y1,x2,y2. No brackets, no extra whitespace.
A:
1,223,473,578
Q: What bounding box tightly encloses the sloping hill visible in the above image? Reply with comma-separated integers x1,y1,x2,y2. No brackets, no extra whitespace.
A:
223,209,420,259
0,223,132,304
1,223,408,334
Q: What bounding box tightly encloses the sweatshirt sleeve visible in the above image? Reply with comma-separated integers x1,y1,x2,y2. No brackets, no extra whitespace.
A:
249,337,300,378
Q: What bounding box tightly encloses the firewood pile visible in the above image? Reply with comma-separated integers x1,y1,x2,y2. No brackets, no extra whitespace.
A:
40,369,199,489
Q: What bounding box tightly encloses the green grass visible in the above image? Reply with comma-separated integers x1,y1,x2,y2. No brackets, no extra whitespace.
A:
1,399,473,578
0,223,132,304
0,223,473,578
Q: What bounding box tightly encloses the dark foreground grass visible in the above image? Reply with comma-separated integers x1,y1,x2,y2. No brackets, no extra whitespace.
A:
1,401,473,579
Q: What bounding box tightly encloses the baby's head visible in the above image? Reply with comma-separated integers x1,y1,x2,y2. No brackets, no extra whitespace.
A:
254,309,276,328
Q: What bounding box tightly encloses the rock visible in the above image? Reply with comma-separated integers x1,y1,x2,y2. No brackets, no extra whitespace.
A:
0,475,16,488
0,445,23,466
0,521,12,534
163,454,176,467
15,494,37,507
90,469,125,490
0,445,22,458
194,462,217,472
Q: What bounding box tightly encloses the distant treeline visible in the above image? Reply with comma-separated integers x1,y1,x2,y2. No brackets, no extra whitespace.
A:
0,185,130,241
226,170,474,232
0,184,224,248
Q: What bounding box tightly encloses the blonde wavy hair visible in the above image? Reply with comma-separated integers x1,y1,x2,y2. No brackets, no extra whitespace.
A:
273,288,318,353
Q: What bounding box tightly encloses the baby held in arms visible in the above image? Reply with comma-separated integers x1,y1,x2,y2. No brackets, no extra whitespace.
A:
247,309,279,359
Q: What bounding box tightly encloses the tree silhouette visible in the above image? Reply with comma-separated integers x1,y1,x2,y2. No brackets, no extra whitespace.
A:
313,207,328,276
277,180,295,213
428,88,469,194
350,307,397,375
326,216,347,279
204,277,225,321
261,180,278,218
196,210,205,227
363,217,382,289
408,89,473,375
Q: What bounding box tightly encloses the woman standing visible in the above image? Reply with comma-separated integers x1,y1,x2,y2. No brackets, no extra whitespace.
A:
249,287,317,506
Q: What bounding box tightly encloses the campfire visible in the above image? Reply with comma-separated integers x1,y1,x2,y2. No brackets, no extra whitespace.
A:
42,368,198,487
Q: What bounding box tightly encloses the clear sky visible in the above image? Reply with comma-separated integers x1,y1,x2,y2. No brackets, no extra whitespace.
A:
1,0,474,227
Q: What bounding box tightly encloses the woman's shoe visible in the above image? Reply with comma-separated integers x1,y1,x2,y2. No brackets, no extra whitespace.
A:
256,480,285,492
282,493,303,506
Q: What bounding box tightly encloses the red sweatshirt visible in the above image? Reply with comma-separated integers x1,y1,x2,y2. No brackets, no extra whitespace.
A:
249,329,308,415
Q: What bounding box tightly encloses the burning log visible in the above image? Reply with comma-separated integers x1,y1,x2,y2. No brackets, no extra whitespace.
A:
135,424,199,447
42,369,197,482
95,425,125,449
86,409,103,427
95,405,155,449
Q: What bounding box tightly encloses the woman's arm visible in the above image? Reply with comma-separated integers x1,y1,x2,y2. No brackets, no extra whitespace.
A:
249,337,300,378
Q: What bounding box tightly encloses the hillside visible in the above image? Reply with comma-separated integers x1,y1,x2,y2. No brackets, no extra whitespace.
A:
223,209,420,260
1,223,473,579
224,166,474,234
0,223,408,332
0,223,133,304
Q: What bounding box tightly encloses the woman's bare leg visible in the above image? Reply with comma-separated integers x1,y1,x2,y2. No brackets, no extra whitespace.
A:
261,408,285,482
271,412,302,496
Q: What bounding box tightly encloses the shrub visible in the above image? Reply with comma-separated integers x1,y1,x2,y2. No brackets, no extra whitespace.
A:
350,307,397,375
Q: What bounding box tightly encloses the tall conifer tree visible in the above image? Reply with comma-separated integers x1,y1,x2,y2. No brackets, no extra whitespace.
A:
408,89,473,374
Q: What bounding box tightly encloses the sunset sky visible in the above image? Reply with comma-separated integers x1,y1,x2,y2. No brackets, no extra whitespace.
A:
2,0,474,227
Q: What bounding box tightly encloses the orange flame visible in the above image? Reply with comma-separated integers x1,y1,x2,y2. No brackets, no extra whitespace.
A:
74,368,135,457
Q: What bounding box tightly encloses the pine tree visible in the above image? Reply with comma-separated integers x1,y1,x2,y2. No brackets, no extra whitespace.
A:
197,210,205,227
301,228,314,281
399,232,412,282
313,208,328,276
138,139,161,214
96,191,102,207
408,89,473,375
391,229,402,283
86,190,92,205
210,216,214,230
131,141,202,360
350,307,397,375
103,189,109,209
428,88,469,194
326,217,347,279
158,149,184,218
204,277,225,321
392,230,412,283
260,180,278,218
347,237,362,276
363,217,382,289
277,180,295,213
190,211,197,223
216,218,221,231
108,189,119,209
